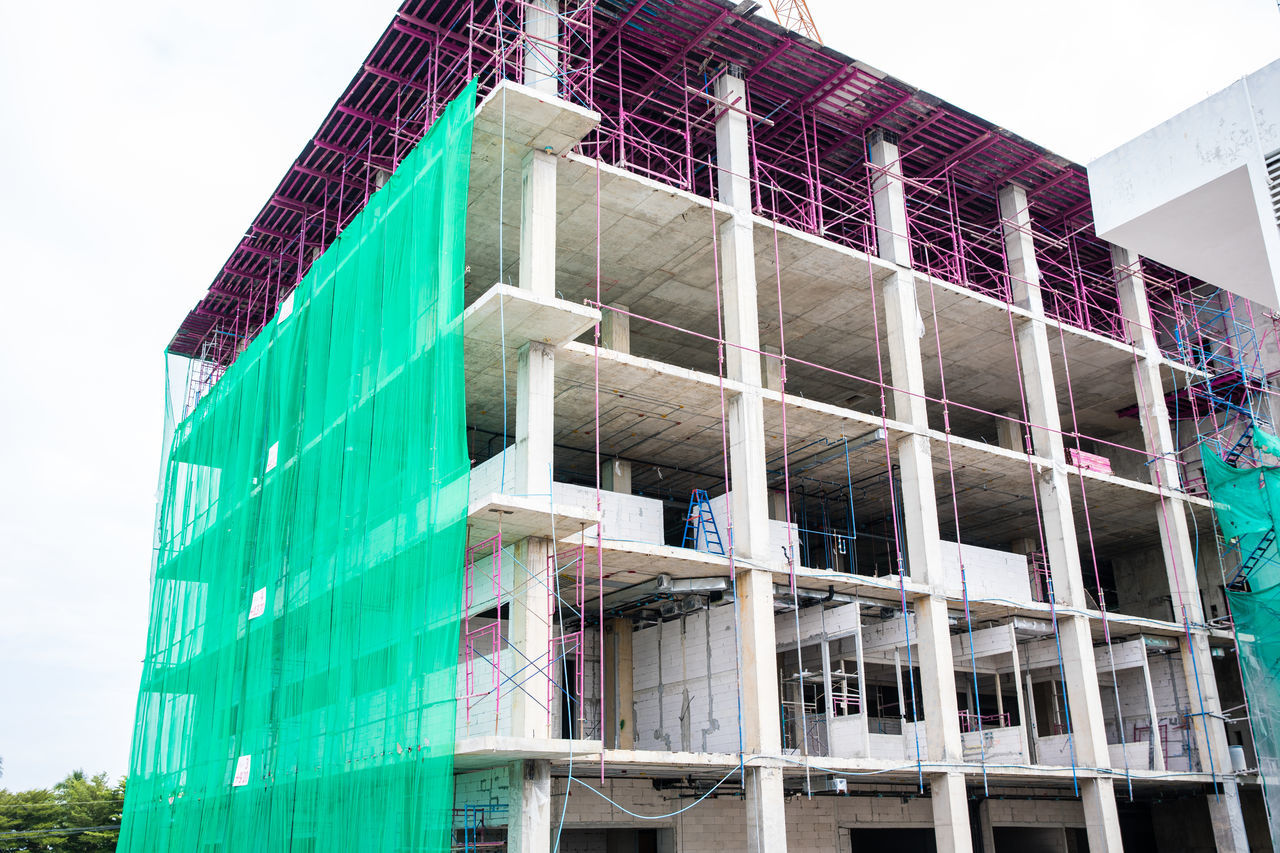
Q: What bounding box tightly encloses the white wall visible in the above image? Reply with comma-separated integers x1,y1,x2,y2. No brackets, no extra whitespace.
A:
940,541,1031,602
631,604,741,753
1089,59,1280,307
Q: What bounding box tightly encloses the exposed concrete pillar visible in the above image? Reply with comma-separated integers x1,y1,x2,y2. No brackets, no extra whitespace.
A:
715,72,761,388
999,183,1123,852
716,70,786,853
600,458,631,494
510,536,554,740
520,149,557,301
762,344,782,392
507,759,551,852
509,19,560,846
521,0,559,96
599,306,633,493
515,342,555,498
997,414,1026,454
1114,246,1249,851
601,304,630,351
870,128,971,853
978,799,996,853
739,568,786,852
603,618,634,749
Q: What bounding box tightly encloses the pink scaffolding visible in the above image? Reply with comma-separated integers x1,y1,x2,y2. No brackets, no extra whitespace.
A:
548,541,588,735
462,533,502,724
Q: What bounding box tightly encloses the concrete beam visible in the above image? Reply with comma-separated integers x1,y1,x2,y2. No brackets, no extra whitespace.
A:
999,183,1123,852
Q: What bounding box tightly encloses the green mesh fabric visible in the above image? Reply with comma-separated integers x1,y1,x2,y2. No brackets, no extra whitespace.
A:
118,79,477,852
1201,444,1280,842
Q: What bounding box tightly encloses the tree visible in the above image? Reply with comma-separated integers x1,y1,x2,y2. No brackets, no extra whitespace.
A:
0,770,124,852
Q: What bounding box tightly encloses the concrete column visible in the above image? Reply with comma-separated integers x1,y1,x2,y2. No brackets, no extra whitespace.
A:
603,618,634,749
762,344,782,392
515,342,555,497
507,759,551,852
601,304,630,352
510,536,554,741
870,129,971,853
521,0,559,96
978,799,996,853
508,12,560,853
999,183,1123,852
600,458,631,494
520,150,557,300
716,70,786,853
715,73,761,387
1114,246,1249,851
600,306,633,493
997,414,1026,454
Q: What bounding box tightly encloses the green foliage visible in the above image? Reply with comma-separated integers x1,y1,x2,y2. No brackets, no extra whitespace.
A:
0,770,125,852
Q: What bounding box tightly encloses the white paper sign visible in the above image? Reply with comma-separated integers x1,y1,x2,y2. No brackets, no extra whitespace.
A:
232,754,252,787
278,292,294,322
249,587,267,620
265,442,279,472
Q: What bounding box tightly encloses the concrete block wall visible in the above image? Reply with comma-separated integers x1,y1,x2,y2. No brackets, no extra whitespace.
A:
962,725,1027,763
1145,650,1196,771
940,541,1031,602
1097,660,1157,750
470,451,664,544
453,620,599,741
706,492,797,563
463,548,513,617
455,632,512,739
541,775,1090,851
632,604,741,753
453,766,512,826
555,481,664,545
470,448,520,498
549,627,602,740
776,601,860,647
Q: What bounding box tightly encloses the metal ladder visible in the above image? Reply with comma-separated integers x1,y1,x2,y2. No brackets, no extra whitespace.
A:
1224,422,1256,466
1228,529,1276,591
681,489,725,555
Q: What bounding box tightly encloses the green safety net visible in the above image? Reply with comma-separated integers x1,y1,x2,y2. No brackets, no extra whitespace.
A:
1201,443,1280,842
118,79,477,852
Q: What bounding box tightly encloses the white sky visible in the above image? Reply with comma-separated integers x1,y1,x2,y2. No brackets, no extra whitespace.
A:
0,0,1275,793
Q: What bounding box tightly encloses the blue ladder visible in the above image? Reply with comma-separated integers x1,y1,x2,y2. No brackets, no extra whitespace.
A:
681,489,725,555
1224,423,1255,466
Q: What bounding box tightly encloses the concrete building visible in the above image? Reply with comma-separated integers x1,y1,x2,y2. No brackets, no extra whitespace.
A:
152,2,1278,851
1090,59,1280,310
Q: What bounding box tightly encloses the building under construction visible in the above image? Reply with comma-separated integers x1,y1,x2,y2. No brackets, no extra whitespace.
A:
118,2,1280,851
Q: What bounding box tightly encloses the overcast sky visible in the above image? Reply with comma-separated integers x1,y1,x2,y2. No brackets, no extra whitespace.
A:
0,0,1276,793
